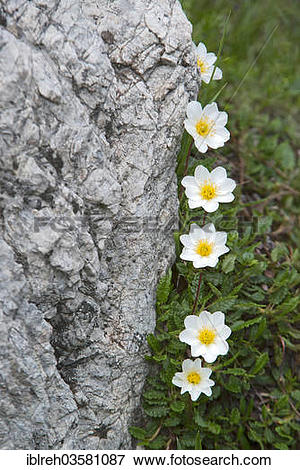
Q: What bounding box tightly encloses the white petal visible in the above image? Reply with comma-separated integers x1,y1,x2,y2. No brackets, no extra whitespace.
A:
194,256,218,269
210,166,227,183
190,227,205,243
217,193,235,203
200,72,210,84
180,234,192,247
186,101,202,122
203,102,219,121
203,223,216,234
190,388,201,401
193,358,203,370
202,350,218,363
184,119,198,138
215,111,228,126
194,165,210,183
201,199,219,213
199,367,212,379
188,198,202,209
212,66,222,80
180,248,198,261
206,52,217,66
198,310,212,327
214,245,230,257
185,185,200,199
194,137,208,153
181,175,198,188
190,343,203,357
204,256,219,268
217,338,229,355
218,178,236,193
190,223,202,233
219,325,231,340
214,232,227,245
172,373,184,387
215,126,230,142
201,387,213,397
180,384,192,395
206,134,226,149
182,359,195,373
179,329,198,345
211,311,225,327
184,315,201,330
196,42,207,59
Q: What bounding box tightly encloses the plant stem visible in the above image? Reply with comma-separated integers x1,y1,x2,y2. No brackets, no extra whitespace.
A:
192,272,203,314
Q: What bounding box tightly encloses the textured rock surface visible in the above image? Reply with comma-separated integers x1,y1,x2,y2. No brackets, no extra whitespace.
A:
0,0,197,449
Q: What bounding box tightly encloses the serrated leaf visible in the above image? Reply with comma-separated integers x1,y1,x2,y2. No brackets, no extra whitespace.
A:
274,142,295,171
222,254,237,273
147,334,162,354
143,390,167,403
220,368,247,376
231,408,240,424
231,317,262,331
195,431,202,450
170,401,185,413
156,269,172,305
250,352,269,375
224,376,241,393
144,406,169,418
164,415,181,427
207,422,221,435
129,426,146,440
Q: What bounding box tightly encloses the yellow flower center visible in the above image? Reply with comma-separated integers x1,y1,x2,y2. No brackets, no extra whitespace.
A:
187,371,201,385
197,58,207,74
195,240,213,257
200,180,217,200
195,116,214,137
198,328,216,345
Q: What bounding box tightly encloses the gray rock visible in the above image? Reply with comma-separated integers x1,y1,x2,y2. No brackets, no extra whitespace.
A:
0,0,198,449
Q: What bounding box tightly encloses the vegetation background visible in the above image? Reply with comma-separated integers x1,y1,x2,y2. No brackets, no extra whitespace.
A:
130,0,300,449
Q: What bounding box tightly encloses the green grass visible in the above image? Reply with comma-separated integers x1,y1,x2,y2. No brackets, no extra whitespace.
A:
129,0,300,450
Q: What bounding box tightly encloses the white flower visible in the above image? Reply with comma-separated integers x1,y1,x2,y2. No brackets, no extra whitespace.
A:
180,223,229,268
184,101,230,153
181,165,236,212
196,42,222,84
179,311,231,363
172,358,215,401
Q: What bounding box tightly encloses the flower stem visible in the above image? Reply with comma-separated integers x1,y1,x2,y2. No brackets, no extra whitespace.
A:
192,272,203,314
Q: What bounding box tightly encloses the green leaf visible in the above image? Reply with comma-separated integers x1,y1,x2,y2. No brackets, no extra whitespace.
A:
156,269,172,305
231,317,262,331
224,376,241,393
257,216,273,235
144,406,169,418
170,401,185,413
195,431,202,450
207,422,221,435
274,142,295,171
143,390,167,403
220,368,247,376
147,334,162,354
164,415,181,427
250,352,269,375
129,426,146,440
231,408,240,424
222,254,237,273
